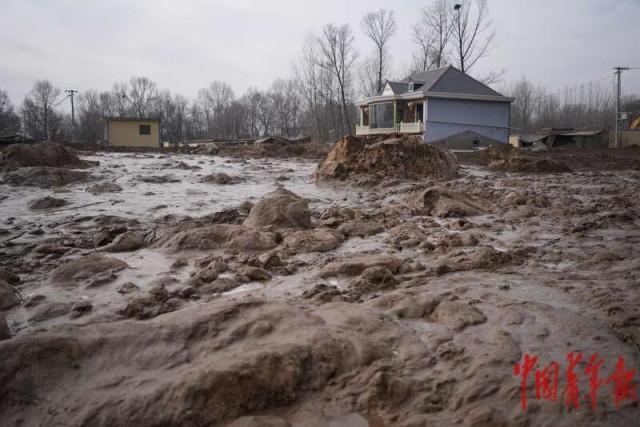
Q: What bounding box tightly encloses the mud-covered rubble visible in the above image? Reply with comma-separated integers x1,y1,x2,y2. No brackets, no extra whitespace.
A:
1,142,640,426
202,172,245,185
184,138,331,160
316,134,459,184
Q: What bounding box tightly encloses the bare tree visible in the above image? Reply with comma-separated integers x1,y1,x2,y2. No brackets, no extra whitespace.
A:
0,90,21,136
411,22,435,71
317,24,357,135
271,79,301,137
358,55,380,97
76,90,106,143
128,76,158,118
197,81,235,138
479,69,505,86
361,9,397,94
294,36,324,139
108,82,131,117
413,0,452,70
510,77,539,130
22,80,61,139
451,0,495,74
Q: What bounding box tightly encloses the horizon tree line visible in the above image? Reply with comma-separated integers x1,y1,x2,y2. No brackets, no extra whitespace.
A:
0,0,636,143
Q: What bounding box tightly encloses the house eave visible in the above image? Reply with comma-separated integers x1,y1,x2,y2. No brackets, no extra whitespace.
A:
424,92,514,103
356,91,513,106
356,92,425,106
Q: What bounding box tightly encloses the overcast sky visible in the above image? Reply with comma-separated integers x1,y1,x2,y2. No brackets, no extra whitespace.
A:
1,0,639,112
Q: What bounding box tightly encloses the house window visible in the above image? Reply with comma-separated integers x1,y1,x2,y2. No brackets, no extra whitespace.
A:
139,124,151,135
408,82,414,92
369,103,394,129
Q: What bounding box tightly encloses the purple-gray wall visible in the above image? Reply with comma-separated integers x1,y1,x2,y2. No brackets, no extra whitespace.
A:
424,98,510,144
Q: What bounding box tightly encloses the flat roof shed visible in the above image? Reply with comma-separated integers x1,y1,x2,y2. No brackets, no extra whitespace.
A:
105,117,161,148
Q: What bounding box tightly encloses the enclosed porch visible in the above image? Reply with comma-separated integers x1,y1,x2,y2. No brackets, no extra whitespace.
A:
356,100,425,136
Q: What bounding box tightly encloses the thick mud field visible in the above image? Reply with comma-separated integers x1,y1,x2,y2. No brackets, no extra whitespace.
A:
1,142,640,426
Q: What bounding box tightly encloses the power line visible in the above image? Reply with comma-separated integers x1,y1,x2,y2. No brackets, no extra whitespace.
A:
528,74,614,102
53,94,70,107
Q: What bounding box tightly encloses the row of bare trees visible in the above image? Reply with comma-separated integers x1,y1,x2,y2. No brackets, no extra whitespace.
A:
506,77,629,131
1,1,500,143
3,0,635,143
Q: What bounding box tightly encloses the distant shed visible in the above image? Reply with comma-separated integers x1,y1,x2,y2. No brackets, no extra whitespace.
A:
105,117,160,148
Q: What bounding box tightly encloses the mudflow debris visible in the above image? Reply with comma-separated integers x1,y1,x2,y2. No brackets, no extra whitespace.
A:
316,134,459,184
1,137,640,427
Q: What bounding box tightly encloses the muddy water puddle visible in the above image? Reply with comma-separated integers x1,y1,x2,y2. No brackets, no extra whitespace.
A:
1,152,365,334
0,152,359,222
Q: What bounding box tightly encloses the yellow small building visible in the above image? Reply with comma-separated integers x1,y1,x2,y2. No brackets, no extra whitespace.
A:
105,117,160,148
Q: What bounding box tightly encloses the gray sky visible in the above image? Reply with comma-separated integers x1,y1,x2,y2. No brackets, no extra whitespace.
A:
1,0,639,112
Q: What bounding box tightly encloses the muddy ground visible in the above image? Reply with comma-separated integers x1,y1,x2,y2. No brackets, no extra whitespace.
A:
1,142,639,426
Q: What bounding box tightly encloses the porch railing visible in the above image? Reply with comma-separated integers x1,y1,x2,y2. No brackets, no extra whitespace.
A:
355,125,397,136
356,121,424,136
399,121,425,134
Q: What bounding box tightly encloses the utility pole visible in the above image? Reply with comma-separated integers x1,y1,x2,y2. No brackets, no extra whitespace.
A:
614,66,640,147
65,89,78,142
614,67,629,148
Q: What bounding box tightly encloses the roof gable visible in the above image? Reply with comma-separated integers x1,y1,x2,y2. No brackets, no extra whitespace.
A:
400,66,505,98
382,81,409,96
426,66,503,97
401,67,449,90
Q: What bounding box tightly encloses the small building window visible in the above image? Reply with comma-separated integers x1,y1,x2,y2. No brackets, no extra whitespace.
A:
408,81,414,92
139,124,151,135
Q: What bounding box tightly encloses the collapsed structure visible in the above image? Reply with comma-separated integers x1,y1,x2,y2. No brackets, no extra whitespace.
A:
509,128,610,151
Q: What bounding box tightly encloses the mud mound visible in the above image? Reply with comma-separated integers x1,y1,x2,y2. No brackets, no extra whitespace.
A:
282,229,345,253
189,139,331,159
407,186,489,217
156,223,278,252
243,188,312,230
1,166,89,187
0,141,84,168
386,223,430,249
436,245,531,275
316,135,459,184
0,280,19,311
202,172,244,185
87,182,123,194
0,299,395,426
50,254,129,286
320,254,404,278
481,145,571,173
102,231,145,252
28,196,68,210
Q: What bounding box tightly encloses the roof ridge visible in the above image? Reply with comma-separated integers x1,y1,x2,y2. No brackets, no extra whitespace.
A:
424,66,452,92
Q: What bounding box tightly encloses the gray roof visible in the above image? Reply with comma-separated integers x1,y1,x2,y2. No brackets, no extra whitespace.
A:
400,67,448,89
384,65,505,98
387,81,409,95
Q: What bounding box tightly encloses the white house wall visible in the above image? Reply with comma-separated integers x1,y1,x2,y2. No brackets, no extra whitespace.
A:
424,98,510,144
